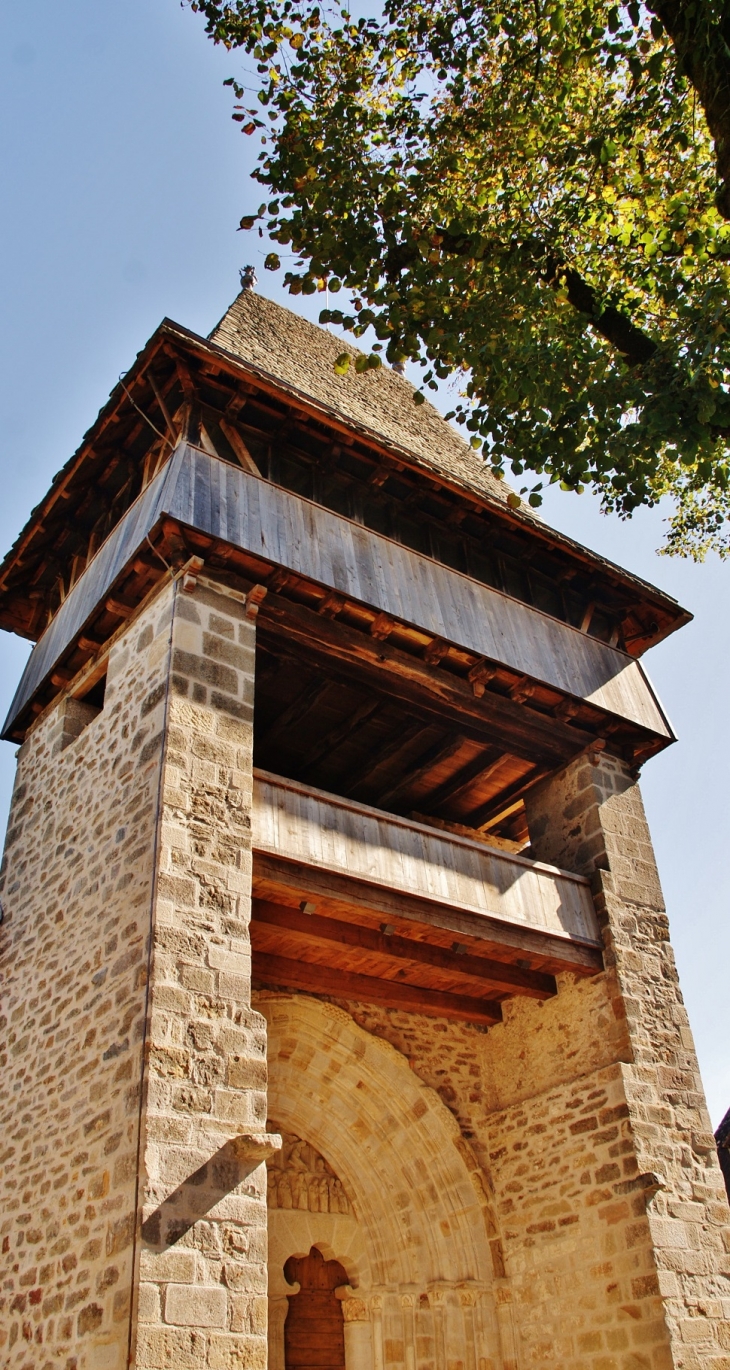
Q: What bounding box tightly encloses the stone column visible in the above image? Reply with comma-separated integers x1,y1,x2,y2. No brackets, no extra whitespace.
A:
267,1294,288,1370
342,1297,372,1370
132,574,277,1370
524,750,730,1369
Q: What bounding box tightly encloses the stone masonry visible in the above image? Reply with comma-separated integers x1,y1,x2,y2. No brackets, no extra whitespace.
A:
2,575,729,1370
519,754,730,1368
134,575,273,1370
0,572,273,1370
329,753,730,1369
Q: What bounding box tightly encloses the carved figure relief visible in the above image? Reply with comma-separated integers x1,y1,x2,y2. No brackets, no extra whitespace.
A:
268,1131,352,1215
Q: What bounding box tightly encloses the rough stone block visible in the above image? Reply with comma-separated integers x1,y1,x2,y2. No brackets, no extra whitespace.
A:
164,1283,227,1328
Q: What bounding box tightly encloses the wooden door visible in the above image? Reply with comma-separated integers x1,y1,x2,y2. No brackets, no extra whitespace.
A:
284,1247,348,1370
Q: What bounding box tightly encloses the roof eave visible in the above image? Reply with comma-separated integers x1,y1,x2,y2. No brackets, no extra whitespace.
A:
0,315,691,653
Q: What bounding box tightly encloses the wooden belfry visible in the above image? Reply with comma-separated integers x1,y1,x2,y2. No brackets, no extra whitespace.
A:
0,288,727,1370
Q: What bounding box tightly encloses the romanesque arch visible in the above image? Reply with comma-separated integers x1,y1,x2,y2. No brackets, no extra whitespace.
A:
260,993,505,1370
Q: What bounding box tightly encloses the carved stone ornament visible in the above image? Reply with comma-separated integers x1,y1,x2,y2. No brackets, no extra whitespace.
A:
267,1130,352,1214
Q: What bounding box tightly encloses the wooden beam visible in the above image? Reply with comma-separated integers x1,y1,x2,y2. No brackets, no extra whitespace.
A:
259,595,595,767
219,417,261,475
297,697,383,773
252,899,557,999
375,733,469,808
105,597,135,619
252,852,604,975
251,951,503,1025
257,678,332,749
468,767,551,831
420,748,507,813
341,719,428,796
145,368,177,440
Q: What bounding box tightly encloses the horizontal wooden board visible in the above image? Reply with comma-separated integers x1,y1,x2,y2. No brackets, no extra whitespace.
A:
4,442,673,739
252,770,601,947
2,455,180,735
173,448,670,733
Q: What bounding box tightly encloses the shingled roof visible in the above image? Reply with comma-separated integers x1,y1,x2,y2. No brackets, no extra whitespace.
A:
0,283,690,655
209,289,513,509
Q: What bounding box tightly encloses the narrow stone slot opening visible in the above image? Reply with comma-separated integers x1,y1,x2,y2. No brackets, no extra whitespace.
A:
55,670,107,751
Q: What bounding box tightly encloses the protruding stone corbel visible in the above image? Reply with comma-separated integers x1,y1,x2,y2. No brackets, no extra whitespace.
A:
141,1131,281,1251
615,1170,665,1198
229,1131,282,1164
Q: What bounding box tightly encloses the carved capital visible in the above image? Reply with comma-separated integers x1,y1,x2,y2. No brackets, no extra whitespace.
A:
341,1298,370,1323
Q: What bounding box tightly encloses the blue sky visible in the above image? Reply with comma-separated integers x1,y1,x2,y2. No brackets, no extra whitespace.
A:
1,0,727,1124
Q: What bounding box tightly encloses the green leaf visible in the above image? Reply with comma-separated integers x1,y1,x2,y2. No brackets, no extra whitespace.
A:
334,352,351,375
197,0,730,557
264,252,281,270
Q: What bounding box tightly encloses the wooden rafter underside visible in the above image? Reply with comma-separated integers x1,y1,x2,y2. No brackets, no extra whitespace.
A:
252,952,503,1026
252,899,558,999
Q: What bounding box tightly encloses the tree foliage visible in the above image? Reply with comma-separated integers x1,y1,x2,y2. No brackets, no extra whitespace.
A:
190,0,730,556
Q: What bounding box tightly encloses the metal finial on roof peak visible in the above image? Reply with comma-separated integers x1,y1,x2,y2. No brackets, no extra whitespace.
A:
391,360,406,376
239,265,258,292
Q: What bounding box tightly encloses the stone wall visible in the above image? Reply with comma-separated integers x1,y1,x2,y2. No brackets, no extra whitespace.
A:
0,572,273,1370
342,993,668,1369
524,753,730,1368
329,751,730,1369
3,562,728,1370
134,576,272,1370
0,580,177,1370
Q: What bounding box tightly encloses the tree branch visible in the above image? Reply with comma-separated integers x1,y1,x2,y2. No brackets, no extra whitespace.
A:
384,232,658,368
543,257,658,366
649,0,730,217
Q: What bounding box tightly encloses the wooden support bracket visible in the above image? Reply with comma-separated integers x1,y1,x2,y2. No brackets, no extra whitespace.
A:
467,660,497,697
179,556,205,594
509,676,537,705
245,583,268,621
317,590,346,619
370,612,395,641
423,637,450,665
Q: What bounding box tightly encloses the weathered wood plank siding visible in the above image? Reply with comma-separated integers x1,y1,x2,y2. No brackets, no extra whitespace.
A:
171,449,670,735
4,443,672,738
252,770,601,947
1,454,182,735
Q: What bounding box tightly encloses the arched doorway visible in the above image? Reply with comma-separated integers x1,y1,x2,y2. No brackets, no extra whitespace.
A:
284,1247,349,1370
261,992,507,1370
